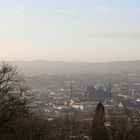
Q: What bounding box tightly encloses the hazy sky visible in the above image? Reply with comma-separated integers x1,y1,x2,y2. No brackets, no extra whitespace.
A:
0,0,140,62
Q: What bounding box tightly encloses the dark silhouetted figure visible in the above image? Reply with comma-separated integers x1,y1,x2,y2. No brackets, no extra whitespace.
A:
92,101,109,140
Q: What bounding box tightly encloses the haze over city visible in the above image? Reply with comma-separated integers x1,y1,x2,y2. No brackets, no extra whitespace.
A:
0,0,140,62
1,1,140,140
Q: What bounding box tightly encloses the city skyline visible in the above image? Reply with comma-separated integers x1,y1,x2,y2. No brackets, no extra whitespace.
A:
0,0,140,62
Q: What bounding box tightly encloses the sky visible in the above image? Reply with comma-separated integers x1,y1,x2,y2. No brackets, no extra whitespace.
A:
0,0,140,62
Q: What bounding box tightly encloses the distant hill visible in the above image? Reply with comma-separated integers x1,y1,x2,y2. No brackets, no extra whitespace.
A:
10,60,140,75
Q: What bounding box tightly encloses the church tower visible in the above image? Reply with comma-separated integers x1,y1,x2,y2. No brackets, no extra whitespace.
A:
70,82,73,98
106,81,112,94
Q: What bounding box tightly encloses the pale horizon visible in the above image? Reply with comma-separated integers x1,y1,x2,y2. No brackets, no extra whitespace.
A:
2,58,140,64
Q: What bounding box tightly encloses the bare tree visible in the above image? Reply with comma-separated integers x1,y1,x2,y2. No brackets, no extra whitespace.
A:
108,109,140,140
0,62,29,127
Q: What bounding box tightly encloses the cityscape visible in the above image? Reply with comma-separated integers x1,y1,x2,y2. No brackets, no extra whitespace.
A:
1,61,140,139
1,0,140,139
20,61,140,120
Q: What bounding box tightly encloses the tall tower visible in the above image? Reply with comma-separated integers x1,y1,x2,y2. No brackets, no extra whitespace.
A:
85,84,89,100
70,82,73,98
106,81,112,94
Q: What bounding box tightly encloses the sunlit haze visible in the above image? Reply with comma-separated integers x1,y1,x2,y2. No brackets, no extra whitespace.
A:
0,0,140,62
